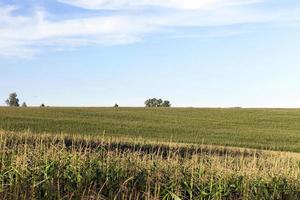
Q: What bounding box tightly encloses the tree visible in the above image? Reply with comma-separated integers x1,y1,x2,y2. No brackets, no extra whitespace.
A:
21,102,27,107
5,92,20,107
114,103,119,108
144,98,171,107
156,99,163,107
161,100,171,107
40,104,45,107
145,98,156,107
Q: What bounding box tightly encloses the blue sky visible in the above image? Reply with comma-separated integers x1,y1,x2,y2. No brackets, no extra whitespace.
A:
0,0,300,107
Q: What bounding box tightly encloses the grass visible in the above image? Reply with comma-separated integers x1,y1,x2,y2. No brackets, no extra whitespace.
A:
0,131,299,200
0,107,300,152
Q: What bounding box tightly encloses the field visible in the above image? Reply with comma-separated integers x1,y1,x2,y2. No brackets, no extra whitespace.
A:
0,131,300,199
0,107,300,152
0,107,300,199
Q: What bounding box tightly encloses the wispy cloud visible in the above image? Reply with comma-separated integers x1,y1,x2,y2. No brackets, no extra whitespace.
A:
57,0,264,10
0,0,298,58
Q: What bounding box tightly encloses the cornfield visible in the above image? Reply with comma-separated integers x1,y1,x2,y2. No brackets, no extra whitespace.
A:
0,131,299,199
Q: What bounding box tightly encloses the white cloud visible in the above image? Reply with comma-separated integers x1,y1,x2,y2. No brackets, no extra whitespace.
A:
57,0,215,10
0,0,298,58
57,0,263,10
0,7,148,58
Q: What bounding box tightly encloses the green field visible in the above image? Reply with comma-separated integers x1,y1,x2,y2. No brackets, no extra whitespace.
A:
1,107,300,152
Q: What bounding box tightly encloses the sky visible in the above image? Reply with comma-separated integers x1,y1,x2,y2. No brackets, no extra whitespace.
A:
0,0,300,107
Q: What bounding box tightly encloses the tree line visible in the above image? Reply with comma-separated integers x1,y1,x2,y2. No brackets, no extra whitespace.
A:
4,93,171,108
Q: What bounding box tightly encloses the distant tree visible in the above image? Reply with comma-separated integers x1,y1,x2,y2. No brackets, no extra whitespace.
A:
156,99,163,107
161,100,171,107
40,104,45,107
145,98,156,107
114,103,119,108
144,98,171,107
5,92,20,107
21,102,27,107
